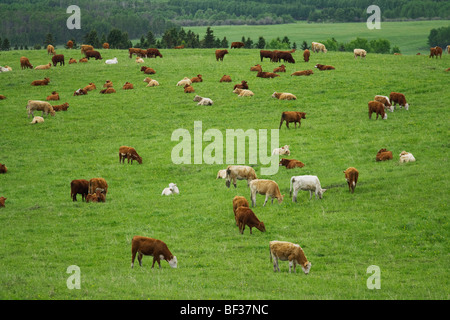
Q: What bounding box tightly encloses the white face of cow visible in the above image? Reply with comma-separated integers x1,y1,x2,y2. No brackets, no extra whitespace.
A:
319,189,327,198
383,113,388,120
405,103,409,110
302,262,312,274
169,256,178,268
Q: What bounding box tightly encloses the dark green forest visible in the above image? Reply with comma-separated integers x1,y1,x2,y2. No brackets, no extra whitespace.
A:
0,0,449,46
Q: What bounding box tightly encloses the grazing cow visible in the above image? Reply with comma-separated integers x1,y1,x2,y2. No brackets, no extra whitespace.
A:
303,49,310,62
103,43,110,49
191,74,203,83
100,88,116,94
250,64,262,72
144,77,160,87
52,102,69,112
272,145,290,155
0,163,7,174
70,179,89,201
231,42,245,49
260,50,275,62
47,44,55,55
291,70,314,76
0,197,6,208
52,54,65,66
146,48,163,58
315,64,335,70
272,92,297,100
176,77,192,87
83,83,96,92
215,49,229,61
249,179,284,207
279,158,305,169
311,42,327,53
273,65,286,73
30,116,44,124
122,82,134,90
184,84,195,93
368,101,387,120
376,148,393,162
235,207,266,235
31,77,50,86
344,167,359,193
193,95,213,106
105,57,118,64
88,178,108,195
354,49,367,59
399,151,415,163
119,146,143,164
128,48,142,58
256,71,280,78
232,195,249,219
290,175,326,202
279,111,306,129
233,88,254,97
225,165,257,188
273,51,295,64
85,50,102,60
26,100,55,117
389,92,409,110
131,236,177,269
20,57,33,69
80,45,94,54
35,63,52,70
374,95,393,112
233,80,248,90
429,46,443,59
68,58,77,64
270,240,311,274
46,91,60,101
220,75,232,82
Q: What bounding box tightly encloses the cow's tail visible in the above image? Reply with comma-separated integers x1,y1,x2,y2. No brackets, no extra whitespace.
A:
279,113,285,129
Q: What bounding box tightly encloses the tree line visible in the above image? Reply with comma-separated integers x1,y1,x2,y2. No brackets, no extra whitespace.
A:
0,0,449,46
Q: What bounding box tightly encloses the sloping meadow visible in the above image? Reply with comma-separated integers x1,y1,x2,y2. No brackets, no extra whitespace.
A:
0,47,448,299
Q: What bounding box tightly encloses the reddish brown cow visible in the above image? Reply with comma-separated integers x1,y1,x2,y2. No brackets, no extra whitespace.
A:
376,148,393,162
291,70,314,76
368,101,387,120
273,65,286,73
46,91,60,101
52,54,65,66
220,75,232,82
215,49,228,61
231,42,245,49
191,74,203,83
279,158,305,169
235,207,266,235
0,163,7,174
0,197,6,208
257,71,280,78
279,111,306,129
233,80,248,90
20,57,33,69
303,49,310,62
131,236,177,269
260,50,274,62
52,102,69,111
429,46,443,59
70,179,89,201
315,64,335,70
141,66,156,74
122,82,134,90
344,167,359,193
31,78,50,86
146,48,163,58
119,146,143,164
100,88,116,94
85,50,102,60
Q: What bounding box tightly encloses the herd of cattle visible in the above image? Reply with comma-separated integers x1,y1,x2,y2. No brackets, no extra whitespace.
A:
0,39,444,274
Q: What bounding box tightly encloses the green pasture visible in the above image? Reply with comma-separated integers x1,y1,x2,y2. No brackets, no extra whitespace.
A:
0,43,448,300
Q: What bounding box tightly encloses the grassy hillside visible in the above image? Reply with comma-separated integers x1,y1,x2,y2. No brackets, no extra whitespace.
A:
0,47,448,300
186,20,450,55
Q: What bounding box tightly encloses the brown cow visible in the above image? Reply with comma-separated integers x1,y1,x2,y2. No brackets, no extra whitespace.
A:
257,71,280,78
250,64,262,72
215,49,228,61
376,148,393,162
146,48,163,58
344,167,359,193
0,163,7,174
20,57,33,69
279,158,305,169
31,78,50,86
103,42,110,49
85,50,102,60
231,42,245,49
52,54,65,66
260,50,274,62
141,66,156,74
88,178,108,195
279,111,306,129
220,75,232,82
46,91,60,101
233,80,248,90
184,84,195,93
80,45,94,54
235,207,266,235
429,46,443,59
47,45,55,55
291,70,314,76
70,179,89,201
389,92,409,110
315,64,335,70
119,146,143,164
131,236,177,269
0,197,6,208
52,102,69,112
122,82,134,90
67,40,74,49
100,88,116,94
303,49,310,62
273,65,286,73
368,101,387,120
232,196,249,225
191,74,203,83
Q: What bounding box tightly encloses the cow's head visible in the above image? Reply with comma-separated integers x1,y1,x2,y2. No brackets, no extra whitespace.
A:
279,158,290,167
168,256,177,268
302,261,312,275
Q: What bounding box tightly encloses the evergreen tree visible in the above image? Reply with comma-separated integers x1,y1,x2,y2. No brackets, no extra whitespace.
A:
245,37,253,49
221,36,229,48
2,38,11,51
84,29,100,48
107,29,124,49
202,27,215,48
44,33,54,47
256,36,266,49
301,41,309,50
147,31,156,47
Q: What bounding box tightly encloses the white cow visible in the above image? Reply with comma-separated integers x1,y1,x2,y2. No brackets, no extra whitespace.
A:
161,183,179,196
105,57,118,64
399,151,415,163
289,175,326,202
272,145,290,156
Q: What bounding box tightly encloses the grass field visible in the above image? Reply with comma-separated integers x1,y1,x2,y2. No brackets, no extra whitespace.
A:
186,20,450,55
0,40,449,300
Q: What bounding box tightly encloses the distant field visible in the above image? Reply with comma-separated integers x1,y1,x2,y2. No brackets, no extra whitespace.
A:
0,46,449,300
186,20,450,55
